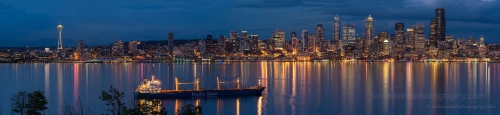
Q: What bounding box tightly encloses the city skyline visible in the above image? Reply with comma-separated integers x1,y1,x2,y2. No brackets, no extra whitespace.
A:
0,0,499,46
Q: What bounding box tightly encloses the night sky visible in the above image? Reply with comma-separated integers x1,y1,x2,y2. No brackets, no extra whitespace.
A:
0,0,499,47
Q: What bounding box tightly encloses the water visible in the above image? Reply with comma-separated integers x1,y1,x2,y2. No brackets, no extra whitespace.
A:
0,62,499,115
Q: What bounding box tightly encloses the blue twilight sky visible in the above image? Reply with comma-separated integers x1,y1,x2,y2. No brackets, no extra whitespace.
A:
0,0,499,47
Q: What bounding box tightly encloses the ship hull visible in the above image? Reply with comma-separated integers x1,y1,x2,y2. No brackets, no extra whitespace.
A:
135,87,265,98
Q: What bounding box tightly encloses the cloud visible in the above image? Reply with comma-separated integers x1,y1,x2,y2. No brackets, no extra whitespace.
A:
1,0,500,46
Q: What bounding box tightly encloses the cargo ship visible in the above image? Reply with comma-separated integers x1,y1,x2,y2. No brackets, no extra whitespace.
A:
135,76,265,98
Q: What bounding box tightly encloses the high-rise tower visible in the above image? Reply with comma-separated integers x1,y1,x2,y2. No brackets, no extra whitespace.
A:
168,32,174,54
343,24,355,43
365,15,375,44
301,30,308,51
57,24,63,51
395,23,405,54
430,8,446,46
315,24,324,41
334,15,340,43
291,31,298,48
436,8,445,41
315,24,325,51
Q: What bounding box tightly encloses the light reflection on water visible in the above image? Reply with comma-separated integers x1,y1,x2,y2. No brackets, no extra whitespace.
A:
0,62,499,115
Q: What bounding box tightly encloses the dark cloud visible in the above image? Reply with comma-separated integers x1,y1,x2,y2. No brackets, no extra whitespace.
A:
0,0,500,47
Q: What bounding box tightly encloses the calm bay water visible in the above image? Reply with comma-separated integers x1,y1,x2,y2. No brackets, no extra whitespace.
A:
1,62,499,115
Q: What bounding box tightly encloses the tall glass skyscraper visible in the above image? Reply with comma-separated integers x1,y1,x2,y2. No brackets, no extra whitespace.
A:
365,15,374,43
315,24,325,40
334,16,341,43
343,24,355,43
430,8,445,46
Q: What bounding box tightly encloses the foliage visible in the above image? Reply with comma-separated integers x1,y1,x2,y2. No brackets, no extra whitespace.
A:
10,90,48,115
99,85,127,115
176,104,202,115
122,99,167,115
61,98,93,115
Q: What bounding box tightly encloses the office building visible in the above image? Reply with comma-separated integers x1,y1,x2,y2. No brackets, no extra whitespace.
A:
334,15,341,43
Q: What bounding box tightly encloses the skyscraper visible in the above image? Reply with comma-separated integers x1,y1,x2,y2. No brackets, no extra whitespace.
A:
77,40,83,53
272,30,285,50
406,28,415,51
240,31,248,51
395,23,404,41
395,23,405,55
436,8,446,41
315,24,325,41
378,31,388,53
413,25,426,55
205,35,218,53
343,24,355,43
301,30,308,51
77,40,84,60
168,33,174,54
129,40,138,55
365,15,374,43
291,31,298,49
229,30,240,52
249,34,259,53
242,30,248,38
334,15,341,43
218,35,226,52
57,24,63,51
308,34,316,52
430,8,446,46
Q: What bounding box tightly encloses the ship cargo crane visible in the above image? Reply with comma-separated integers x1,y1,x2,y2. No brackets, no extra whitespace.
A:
217,76,241,90
175,77,200,91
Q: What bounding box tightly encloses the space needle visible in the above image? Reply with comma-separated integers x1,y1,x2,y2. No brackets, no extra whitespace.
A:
57,23,63,51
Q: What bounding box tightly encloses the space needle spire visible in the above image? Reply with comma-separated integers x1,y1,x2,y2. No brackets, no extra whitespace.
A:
57,23,63,51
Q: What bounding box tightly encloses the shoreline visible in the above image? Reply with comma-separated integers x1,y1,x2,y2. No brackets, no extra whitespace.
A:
2,59,498,63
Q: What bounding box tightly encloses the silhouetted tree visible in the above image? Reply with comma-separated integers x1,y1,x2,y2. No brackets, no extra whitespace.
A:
99,85,126,115
61,98,93,115
122,98,167,115
176,104,202,115
10,90,48,115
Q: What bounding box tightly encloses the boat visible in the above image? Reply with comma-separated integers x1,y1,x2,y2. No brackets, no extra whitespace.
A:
135,76,265,98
